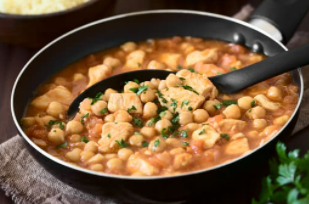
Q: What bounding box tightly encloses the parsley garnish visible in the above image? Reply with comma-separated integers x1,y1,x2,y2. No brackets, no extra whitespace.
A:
179,77,186,81
249,108,252,113
222,100,237,106
171,98,178,112
188,106,193,111
171,113,180,124
133,117,143,127
48,120,64,130
91,92,103,105
81,136,89,143
230,67,237,71
220,134,230,141
177,85,199,95
159,111,166,116
129,87,139,93
188,68,195,73
99,108,108,114
157,106,168,114
153,139,160,151
217,72,222,75
199,129,206,135
147,115,161,126
56,141,68,149
156,90,168,103
161,128,169,138
133,79,140,84
137,62,141,67
180,129,189,138
115,139,129,148
127,105,137,113
142,141,149,147
183,142,189,146
134,132,141,135
181,100,189,108
177,65,182,69
81,113,89,125
251,100,256,107
107,133,111,138
136,85,148,95
213,103,221,110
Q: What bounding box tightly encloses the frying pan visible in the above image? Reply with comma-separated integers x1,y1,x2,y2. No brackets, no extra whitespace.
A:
10,0,309,203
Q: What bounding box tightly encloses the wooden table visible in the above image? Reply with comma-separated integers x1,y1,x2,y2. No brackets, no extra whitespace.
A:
1,0,308,203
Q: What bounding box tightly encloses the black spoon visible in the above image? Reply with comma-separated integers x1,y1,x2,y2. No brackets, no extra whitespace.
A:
68,44,309,117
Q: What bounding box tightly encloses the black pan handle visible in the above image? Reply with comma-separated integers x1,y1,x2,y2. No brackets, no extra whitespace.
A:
249,0,309,43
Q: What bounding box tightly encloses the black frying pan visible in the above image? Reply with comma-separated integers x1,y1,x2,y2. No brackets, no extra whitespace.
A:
10,0,309,203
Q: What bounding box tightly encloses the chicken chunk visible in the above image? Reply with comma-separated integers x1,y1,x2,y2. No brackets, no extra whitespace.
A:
157,87,205,113
173,153,193,170
185,48,218,67
98,122,134,152
87,64,112,87
125,50,145,70
176,69,217,98
224,138,250,156
254,94,280,111
31,86,73,109
192,125,220,149
108,93,143,114
127,155,159,176
219,119,247,133
160,53,181,70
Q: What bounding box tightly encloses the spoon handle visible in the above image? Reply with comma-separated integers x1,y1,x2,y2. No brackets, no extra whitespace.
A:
212,44,309,93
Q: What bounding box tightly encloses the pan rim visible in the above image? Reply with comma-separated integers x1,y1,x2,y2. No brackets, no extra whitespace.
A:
11,9,304,180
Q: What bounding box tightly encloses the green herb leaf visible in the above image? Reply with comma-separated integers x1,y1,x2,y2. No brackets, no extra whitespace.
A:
188,107,193,111
159,111,166,116
183,142,189,146
220,133,230,141
134,132,141,135
56,141,68,149
188,68,195,73
222,100,237,106
127,105,137,113
129,87,139,93
177,65,182,69
133,79,140,84
91,92,103,105
153,139,160,151
99,108,108,114
115,139,129,148
171,98,178,112
156,90,168,103
133,117,143,127
48,120,65,130
81,136,89,143
177,85,199,95
157,106,168,114
213,103,221,110
179,77,186,81
230,67,237,71
107,133,111,138
199,129,206,135
137,85,148,95
137,62,141,67
81,113,90,125
180,129,189,138
142,141,149,147
161,128,169,138
181,100,190,108
217,72,222,75
251,100,256,107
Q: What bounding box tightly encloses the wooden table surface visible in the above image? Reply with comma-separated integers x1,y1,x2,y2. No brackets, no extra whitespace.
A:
1,0,309,203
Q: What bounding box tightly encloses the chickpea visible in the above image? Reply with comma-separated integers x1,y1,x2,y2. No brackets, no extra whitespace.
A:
158,80,167,90
32,138,47,147
155,119,172,132
84,141,98,153
179,111,193,125
73,73,86,81
121,42,137,52
223,105,241,119
166,74,182,87
143,102,158,119
65,148,82,162
147,60,166,70
148,137,166,153
203,100,220,116
150,78,161,89
160,110,173,120
107,158,124,171
68,134,81,143
46,102,64,117
90,164,104,171
170,147,186,155
80,151,95,162
86,153,104,164
66,120,84,134
129,134,144,147
104,88,118,101
124,81,139,93
91,100,108,116
48,128,64,145
252,119,267,129
104,114,114,122
165,138,181,147
273,115,289,126
141,126,157,138
246,106,266,119
140,88,156,103
79,98,92,113
104,153,117,160
118,148,133,161
247,130,259,139
186,123,200,132
39,115,56,126
114,110,132,122
267,86,283,101
103,56,121,68
141,81,155,89
238,96,254,110
193,109,209,123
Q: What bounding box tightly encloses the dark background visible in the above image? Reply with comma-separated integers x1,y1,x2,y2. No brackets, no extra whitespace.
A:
1,0,309,203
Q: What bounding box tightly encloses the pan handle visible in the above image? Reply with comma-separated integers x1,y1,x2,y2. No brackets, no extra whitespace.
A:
249,0,309,43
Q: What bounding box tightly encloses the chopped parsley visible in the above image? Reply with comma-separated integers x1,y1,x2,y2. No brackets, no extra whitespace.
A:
188,68,195,73
142,141,149,147
179,77,186,81
181,100,190,108
99,108,108,114
157,106,168,114
183,142,189,146
230,67,237,71
127,105,137,113
56,141,68,149
81,113,90,125
137,62,141,67
161,128,169,138
129,87,139,93
53,129,56,132
251,100,256,107
180,129,189,138
222,100,237,106
115,139,129,148
48,120,65,130
157,90,168,103
147,115,161,126
171,113,180,124
134,132,141,135
249,108,252,113
159,111,166,116
81,136,89,143
220,133,230,141
177,65,182,69
199,129,206,135
133,117,143,127
188,106,193,111
177,85,199,95
125,79,140,85
202,123,209,126
171,98,178,112
213,103,221,110
217,72,222,75
91,92,103,105
107,133,111,138
136,85,148,95
153,139,160,151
